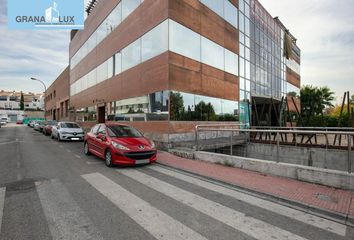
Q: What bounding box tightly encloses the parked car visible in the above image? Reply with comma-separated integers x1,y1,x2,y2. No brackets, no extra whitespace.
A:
29,120,36,128
16,120,23,125
51,122,85,141
34,121,46,132
84,123,157,167
43,120,57,136
0,117,7,126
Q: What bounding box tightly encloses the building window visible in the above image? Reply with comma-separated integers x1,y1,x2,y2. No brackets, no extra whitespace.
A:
122,0,141,19
201,36,224,71
169,20,201,62
122,39,141,71
170,91,239,121
225,49,239,75
141,20,168,62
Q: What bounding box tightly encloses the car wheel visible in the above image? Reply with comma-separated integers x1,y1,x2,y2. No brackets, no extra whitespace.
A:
51,134,54,139
57,133,61,142
84,142,91,155
105,149,113,168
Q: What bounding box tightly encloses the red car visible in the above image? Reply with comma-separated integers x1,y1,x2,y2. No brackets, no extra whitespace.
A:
84,123,157,167
16,120,23,124
43,120,57,136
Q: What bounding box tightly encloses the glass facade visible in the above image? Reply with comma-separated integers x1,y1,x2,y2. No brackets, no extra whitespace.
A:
107,91,169,121
200,0,238,28
170,92,239,121
106,91,239,122
71,0,300,125
71,0,144,69
71,19,239,96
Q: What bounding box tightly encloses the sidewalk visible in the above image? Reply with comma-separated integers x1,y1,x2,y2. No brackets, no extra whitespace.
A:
157,151,354,224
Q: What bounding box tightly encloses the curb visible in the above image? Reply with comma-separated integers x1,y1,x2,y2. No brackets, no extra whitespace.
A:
156,162,354,227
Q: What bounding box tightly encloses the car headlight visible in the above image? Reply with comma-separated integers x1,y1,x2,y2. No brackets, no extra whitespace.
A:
150,140,156,148
112,142,130,151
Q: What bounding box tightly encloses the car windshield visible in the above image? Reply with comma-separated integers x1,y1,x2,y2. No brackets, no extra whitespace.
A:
61,123,80,128
108,125,142,138
47,121,57,126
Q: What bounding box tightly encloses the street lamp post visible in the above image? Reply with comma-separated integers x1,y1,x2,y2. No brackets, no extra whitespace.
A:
30,77,47,120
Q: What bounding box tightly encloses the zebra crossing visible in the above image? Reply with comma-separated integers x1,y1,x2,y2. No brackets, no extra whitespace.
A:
0,166,351,240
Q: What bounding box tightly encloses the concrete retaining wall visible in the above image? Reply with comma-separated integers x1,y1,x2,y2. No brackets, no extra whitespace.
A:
194,151,354,191
233,143,354,172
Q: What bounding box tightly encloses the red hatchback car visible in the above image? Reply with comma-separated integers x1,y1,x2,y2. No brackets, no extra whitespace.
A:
84,123,157,167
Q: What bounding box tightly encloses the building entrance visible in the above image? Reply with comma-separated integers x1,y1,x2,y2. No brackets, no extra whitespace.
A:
98,105,105,123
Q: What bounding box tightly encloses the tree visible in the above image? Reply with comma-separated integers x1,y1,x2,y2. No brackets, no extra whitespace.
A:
350,94,354,104
300,85,335,126
20,92,24,110
194,101,216,121
170,92,185,120
317,87,335,115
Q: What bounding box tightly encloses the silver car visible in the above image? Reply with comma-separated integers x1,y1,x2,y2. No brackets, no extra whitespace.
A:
51,122,85,141
0,117,7,126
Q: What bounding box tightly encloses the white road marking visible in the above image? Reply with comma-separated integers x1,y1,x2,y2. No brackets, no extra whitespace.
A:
82,173,208,240
86,161,102,165
59,145,63,148
36,179,103,240
151,166,346,236
0,188,5,234
0,141,25,145
75,155,81,159
119,169,310,240
66,149,71,153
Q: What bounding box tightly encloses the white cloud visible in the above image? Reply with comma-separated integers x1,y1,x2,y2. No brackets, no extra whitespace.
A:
0,0,70,93
261,0,354,102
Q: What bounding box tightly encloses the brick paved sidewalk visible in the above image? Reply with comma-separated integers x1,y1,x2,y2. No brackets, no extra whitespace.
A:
157,151,354,221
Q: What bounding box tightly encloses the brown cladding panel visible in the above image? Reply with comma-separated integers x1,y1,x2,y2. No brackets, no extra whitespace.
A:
70,0,120,58
70,0,169,84
71,53,169,109
169,52,239,101
286,67,301,88
46,67,70,113
169,0,239,54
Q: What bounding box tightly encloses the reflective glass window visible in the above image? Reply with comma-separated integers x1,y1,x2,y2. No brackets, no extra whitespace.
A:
122,0,141,20
96,62,106,83
122,39,141,71
170,91,239,121
114,52,122,76
200,0,223,17
169,20,201,62
88,69,96,88
142,21,168,62
106,4,122,31
201,37,224,70
240,58,245,77
224,0,238,28
107,57,114,79
224,49,238,76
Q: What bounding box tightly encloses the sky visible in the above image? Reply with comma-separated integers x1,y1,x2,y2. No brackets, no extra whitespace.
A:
0,0,353,103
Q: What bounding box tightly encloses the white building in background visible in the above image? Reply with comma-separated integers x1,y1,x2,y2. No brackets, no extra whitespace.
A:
0,90,44,111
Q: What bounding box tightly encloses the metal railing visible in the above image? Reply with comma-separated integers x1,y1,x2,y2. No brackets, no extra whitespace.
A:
195,124,246,151
251,126,354,146
195,126,354,173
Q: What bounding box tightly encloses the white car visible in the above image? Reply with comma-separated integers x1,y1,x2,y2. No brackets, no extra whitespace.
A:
51,122,85,141
0,117,7,126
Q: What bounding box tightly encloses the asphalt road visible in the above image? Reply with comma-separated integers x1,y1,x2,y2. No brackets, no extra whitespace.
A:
0,124,353,240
